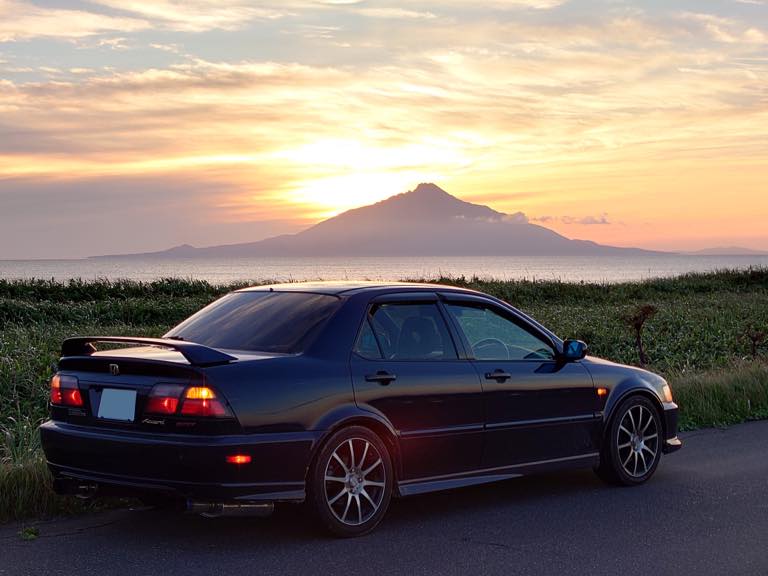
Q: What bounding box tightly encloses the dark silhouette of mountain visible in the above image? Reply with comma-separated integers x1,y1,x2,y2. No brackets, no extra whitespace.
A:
93,183,662,258
684,246,768,256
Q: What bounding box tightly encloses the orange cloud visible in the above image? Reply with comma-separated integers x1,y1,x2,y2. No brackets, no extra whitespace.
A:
0,0,148,41
0,1,766,256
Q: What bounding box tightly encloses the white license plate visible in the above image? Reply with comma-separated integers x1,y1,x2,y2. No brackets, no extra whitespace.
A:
97,388,137,421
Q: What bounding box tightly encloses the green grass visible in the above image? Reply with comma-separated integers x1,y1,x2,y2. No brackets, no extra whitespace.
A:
1,269,767,522
673,361,768,430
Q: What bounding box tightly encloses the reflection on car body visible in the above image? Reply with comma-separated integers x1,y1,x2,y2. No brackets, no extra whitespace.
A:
40,282,681,537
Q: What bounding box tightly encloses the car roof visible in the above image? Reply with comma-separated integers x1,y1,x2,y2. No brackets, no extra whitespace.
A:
236,281,484,297
236,281,561,345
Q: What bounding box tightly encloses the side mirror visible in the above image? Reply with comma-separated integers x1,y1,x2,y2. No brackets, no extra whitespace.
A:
561,339,588,361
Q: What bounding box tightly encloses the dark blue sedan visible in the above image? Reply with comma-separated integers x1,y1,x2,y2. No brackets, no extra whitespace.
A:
40,282,681,537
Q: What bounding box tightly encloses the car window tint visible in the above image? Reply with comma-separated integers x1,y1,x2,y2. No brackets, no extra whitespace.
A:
354,317,383,359
164,292,341,354
370,303,457,360
446,303,554,361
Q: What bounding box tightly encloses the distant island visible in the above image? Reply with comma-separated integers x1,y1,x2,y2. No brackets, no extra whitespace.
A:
94,183,668,259
684,247,768,256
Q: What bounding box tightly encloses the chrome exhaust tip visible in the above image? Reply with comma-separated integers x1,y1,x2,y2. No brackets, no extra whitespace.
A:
186,501,275,518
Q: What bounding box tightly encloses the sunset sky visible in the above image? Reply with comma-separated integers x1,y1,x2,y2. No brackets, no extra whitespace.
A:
1,0,766,258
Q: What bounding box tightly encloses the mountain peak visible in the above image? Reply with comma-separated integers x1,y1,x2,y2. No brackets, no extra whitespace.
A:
411,182,450,197
342,182,503,222
164,243,197,253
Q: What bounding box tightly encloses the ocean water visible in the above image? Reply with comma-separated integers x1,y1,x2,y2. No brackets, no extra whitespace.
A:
1,255,767,284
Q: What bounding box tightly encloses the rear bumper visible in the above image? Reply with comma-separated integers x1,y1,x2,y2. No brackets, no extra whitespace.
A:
40,420,319,502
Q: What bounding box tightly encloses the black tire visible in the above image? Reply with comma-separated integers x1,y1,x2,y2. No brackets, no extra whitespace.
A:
308,426,393,537
596,395,663,486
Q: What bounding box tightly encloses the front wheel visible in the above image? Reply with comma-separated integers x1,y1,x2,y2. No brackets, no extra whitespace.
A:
596,395,662,486
308,426,393,537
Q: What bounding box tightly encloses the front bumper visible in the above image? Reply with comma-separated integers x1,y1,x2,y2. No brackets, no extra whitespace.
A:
663,436,683,454
40,420,318,502
662,402,682,454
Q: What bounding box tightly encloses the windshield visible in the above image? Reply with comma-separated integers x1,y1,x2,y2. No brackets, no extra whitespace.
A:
164,291,341,354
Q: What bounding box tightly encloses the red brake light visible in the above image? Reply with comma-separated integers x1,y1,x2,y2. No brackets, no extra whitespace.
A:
180,386,231,418
50,374,83,407
145,383,185,415
67,389,83,405
145,396,180,415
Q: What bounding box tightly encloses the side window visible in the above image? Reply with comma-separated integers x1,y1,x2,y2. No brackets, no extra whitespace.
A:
446,303,555,361
369,303,457,360
354,317,383,359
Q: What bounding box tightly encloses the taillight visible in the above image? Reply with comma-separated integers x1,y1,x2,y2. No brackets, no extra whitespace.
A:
144,383,232,418
50,374,83,407
145,383,185,415
179,386,231,418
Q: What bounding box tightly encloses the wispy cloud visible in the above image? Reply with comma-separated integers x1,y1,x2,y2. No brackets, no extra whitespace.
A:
94,37,131,50
0,0,766,256
418,0,568,8
533,214,612,226
0,0,148,41
680,12,767,45
355,8,437,20
88,0,288,32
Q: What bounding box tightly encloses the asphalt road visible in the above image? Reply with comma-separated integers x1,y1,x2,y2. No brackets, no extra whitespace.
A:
3,421,768,576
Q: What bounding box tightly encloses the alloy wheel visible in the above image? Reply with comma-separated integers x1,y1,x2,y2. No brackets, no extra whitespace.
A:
323,437,387,526
617,404,659,478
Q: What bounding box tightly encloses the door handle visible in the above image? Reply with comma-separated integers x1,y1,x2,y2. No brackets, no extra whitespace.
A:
485,370,512,382
365,371,397,385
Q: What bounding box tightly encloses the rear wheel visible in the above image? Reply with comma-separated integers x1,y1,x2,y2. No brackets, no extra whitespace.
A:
308,426,393,537
596,395,662,486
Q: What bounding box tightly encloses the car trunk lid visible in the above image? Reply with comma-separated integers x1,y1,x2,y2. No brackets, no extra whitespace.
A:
53,339,240,434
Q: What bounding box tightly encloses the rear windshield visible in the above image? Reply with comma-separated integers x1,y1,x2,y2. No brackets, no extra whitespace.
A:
164,291,341,354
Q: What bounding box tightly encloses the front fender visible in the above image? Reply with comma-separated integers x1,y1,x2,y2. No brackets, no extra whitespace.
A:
582,357,667,425
602,378,665,425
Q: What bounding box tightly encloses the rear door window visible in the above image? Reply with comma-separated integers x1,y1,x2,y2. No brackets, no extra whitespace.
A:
354,318,383,359
367,302,457,360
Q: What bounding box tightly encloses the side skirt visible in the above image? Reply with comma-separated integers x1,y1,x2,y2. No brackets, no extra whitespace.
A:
396,452,600,497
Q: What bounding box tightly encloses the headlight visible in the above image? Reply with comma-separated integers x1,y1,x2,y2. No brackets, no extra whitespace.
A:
662,383,674,403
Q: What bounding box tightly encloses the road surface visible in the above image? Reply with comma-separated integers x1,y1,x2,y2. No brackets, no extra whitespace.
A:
3,421,768,576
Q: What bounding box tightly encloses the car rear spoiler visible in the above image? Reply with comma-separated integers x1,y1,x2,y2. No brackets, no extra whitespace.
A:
61,337,237,367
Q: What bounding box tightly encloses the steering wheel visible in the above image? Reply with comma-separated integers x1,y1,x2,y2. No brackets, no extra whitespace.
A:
473,338,510,360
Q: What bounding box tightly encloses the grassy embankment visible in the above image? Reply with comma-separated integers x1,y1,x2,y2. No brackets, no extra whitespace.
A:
1,269,767,522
